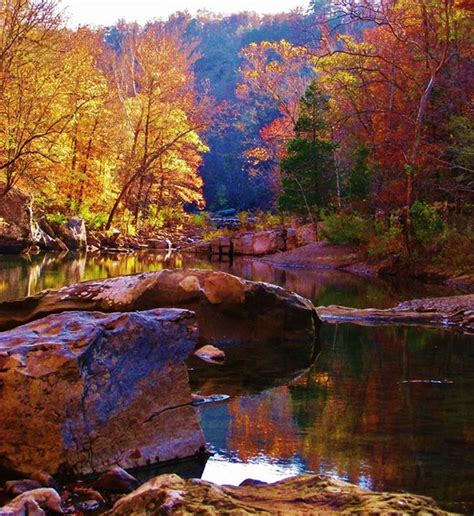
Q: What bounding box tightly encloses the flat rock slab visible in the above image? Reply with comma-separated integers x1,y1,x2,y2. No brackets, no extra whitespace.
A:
258,241,358,269
108,473,450,515
0,309,205,476
0,269,319,345
317,294,474,333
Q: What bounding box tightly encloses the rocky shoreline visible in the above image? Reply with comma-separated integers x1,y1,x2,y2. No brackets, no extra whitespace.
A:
254,241,474,293
0,269,325,513
317,294,474,334
0,471,452,515
1,180,470,292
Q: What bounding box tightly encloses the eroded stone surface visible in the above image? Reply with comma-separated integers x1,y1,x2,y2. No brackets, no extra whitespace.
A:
317,294,474,333
0,269,319,344
0,309,205,476
0,488,63,515
0,182,33,253
107,473,450,515
233,230,286,256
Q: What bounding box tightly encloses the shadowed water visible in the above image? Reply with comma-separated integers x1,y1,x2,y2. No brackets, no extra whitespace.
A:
0,251,472,512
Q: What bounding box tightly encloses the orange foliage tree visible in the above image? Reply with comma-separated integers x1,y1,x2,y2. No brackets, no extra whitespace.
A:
0,2,213,229
315,0,473,217
104,23,212,228
237,40,314,190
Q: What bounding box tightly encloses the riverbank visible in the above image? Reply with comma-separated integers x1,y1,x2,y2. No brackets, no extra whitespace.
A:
317,294,474,334
257,241,474,292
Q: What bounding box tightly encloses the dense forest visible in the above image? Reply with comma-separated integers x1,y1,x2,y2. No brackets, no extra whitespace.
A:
0,0,473,265
1,2,474,513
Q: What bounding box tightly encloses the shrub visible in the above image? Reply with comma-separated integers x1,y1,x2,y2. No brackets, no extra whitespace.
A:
238,211,251,228
79,207,108,230
145,205,188,229
46,212,68,226
146,205,166,229
254,211,282,231
410,201,445,245
203,228,232,242
321,212,369,245
431,224,474,274
366,217,403,259
192,212,211,228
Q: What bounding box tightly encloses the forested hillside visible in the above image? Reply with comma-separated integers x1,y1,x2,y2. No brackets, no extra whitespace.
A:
0,0,472,268
1,3,474,512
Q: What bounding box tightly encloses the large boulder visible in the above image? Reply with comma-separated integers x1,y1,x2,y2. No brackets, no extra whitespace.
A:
108,474,448,515
233,230,286,256
67,217,87,251
32,223,68,252
0,308,205,476
58,217,87,251
0,183,34,253
0,270,320,345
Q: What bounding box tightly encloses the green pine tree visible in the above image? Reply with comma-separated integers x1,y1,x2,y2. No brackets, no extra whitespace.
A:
278,81,336,216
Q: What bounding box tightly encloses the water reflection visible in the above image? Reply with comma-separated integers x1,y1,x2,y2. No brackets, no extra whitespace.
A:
202,452,302,486
195,324,474,512
219,259,462,308
0,251,461,306
0,252,194,302
0,251,471,511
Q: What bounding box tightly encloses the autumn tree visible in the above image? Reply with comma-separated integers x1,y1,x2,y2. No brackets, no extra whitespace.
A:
39,27,116,216
105,23,211,228
237,40,314,197
0,0,65,193
315,0,473,219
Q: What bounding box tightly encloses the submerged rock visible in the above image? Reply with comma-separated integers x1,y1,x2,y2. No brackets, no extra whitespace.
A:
107,473,449,515
93,467,139,493
0,269,319,345
0,309,205,476
194,344,226,363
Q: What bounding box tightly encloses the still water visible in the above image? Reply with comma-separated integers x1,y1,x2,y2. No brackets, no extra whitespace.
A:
0,251,472,512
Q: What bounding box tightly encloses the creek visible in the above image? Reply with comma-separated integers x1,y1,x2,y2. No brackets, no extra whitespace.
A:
0,251,472,512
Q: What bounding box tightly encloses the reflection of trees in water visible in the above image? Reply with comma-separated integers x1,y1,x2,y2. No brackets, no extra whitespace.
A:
219,259,460,308
220,324,474,510
226,388,299,462
0,251,460,305
0,251,215,301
